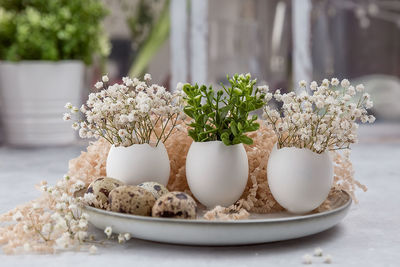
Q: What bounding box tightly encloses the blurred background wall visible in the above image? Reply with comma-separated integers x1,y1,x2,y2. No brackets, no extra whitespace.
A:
0,0,399,146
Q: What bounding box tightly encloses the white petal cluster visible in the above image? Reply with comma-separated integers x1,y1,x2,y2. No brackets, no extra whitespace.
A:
263,79,375,153
64,74,183,147
104,226,112,238
31,177,93,252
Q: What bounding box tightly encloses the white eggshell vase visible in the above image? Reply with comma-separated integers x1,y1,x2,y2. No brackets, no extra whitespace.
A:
267,144,333,214
186,141,249,208
106,142,170,186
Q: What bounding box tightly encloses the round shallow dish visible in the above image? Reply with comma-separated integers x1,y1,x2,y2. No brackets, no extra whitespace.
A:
84,190,351,246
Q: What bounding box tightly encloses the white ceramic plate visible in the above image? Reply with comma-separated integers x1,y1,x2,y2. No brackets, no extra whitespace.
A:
84,191,351,246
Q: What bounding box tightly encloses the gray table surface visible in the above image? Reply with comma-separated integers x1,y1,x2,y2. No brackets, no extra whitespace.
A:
0,124,399,266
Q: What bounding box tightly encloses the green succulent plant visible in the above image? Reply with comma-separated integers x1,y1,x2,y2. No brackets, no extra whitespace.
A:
0,0,109,64
182,73,267,146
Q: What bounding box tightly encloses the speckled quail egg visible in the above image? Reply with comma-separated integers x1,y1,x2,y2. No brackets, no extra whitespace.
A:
86,177,124,208
138,181,169,199
109,185,156,216
152,191,197,219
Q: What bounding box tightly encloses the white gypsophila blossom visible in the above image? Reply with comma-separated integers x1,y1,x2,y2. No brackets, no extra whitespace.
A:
83,193,96,205
118,233,125,244
314,247,323,256
104,226,112,238
356,84,365,92
302,254,312,264
144,73,152,81
299,80,307,88
124,233,131,241
324,254,333,264
71,122,79,130
63,113,71,121
341,79,350,88
64,102,73,109
94,81,103,89
12,211,23,221
71,106,79,114
262,78,375,153
102,75,109,83
24,176,94,253
310,81,318,91
65,74,183,147
89,245,98,255
176,82,184,91
331,78,339,86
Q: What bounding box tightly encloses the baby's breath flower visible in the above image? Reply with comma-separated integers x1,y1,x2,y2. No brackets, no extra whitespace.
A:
331,78,339,86
322,79,330,87
63,113,71,121
94,81,103,89
299,80,307,88
324,254,333,263
71,180,85,193
83,193,96,205
314,247,323,256
12,211,23,221
64,102,73,109
71,122,79,130
78,219,88,229
118,233,125,244
176,82,184,91
77,231,88,241
310,81,318,91
341,79,350,88
262,78,374,153
102,75,109,83
347,86,356,96
356,84,365,92
144,73,152,81
124,233,131,241
23,224,30,233
64,74,183,147
122,77,133,86
89,245,98,255
302,254,312,264
258,85,269,93
104,226,112,238
71,106,79,114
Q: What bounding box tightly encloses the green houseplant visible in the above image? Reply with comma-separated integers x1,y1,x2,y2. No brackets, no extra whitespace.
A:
0,0,109,146
182,73,269,208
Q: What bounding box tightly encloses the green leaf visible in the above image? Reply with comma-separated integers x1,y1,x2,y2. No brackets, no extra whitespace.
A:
230,121,238,136
183,106,195,118
222,136,231,146
219,105,231,119
239,135,253,145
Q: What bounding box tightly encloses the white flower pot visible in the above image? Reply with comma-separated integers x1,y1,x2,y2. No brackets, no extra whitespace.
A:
186,141,249,208
0,61,84,146
267,144,333,214
106,142,170,186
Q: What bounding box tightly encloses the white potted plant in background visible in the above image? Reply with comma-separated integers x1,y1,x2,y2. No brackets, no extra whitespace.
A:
182,73,268,208
0,0,108,146
65,74,182,186
263,78,375,214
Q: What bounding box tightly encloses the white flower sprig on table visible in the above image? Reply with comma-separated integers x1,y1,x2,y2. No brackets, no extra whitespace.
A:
262,78,375,154
64,74,183,147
